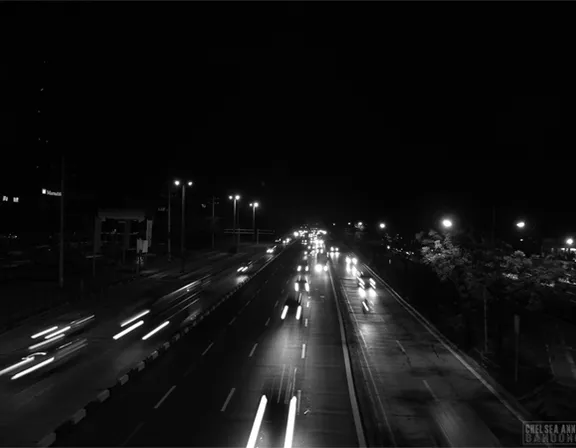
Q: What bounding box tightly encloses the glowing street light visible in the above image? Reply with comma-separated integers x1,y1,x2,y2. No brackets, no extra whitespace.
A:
516,221,526,229
379,223,386,229
567,238,574,246
358,221,363,227
229,195,241,247
249,202,259,243
442,219,453,229
174,180,193,273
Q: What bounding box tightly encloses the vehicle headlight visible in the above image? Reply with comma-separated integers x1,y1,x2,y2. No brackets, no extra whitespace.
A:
324,265,328,271
294,283,299,291
305,283,310,291
305,266,309,271
352,257,357,264
297,266,301,271
315,264,322,273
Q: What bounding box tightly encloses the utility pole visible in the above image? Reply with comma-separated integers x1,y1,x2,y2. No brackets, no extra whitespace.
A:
59,155,65,289
210,196,220,249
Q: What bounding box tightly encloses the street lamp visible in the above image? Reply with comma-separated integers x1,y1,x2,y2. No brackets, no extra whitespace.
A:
379,223,386,229
516,221,526,229
358,221,363,227
175,180,193,273
249,202,259,243
442,218,453,229
229,195,241,248
567,238,574,252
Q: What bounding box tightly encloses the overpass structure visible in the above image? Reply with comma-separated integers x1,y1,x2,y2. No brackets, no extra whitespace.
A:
224,228,274,244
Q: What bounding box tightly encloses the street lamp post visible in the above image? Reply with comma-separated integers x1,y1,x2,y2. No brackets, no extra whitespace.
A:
167,183,173,262
229,195,240,248
250,202,259,243
175,180,193,273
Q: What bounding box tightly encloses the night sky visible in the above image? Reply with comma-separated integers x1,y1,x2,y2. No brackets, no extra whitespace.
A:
1,12,572,239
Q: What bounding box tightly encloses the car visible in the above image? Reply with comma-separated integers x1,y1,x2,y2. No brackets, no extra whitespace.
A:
266,246,276,254
314,261,328,272
330,246,339,253
297,261,309,272
281,292,303,321
356,270,376,289
237,261,255,274
294,277,310,293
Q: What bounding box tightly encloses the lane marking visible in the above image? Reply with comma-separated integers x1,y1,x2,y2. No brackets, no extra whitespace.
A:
304,318,308,327
306,301,310,308
423,380,439,402
221,388,236,412
274,300,279,308
281,288,285,293
265,317,270,326
154,385,176,409
396,340,407,354
249,343,258,357
328,268,373,448
301,343,306,359
229,316,237,325
278,364,286,403
284,396,297,448
121,421,144,446
297,389,302,415
202,342,214,356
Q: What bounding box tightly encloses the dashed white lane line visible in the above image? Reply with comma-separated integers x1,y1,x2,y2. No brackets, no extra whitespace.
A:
249,343,258,357
229,316,237,325
304,318,308,327
154,385,176,409
396,340,407,354
301,343,306,359
121,422,144,446
265,317,270,326
281,288,285,293
202,342,214,356
274,300,279,308
221,388,236,412
306,301,310,308
423,380,439,402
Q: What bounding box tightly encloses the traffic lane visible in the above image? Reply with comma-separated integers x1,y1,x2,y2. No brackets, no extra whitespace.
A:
86,256,299,447
0,267,236,395
336,258,521,447
0,252,234,358
123,303,304,447
0,264,276,447
293,268,359,448
52,253,296,447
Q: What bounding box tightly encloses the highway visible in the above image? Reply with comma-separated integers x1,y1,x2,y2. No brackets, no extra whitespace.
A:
0,246,272,447
53,244,362,448
334,249,524,447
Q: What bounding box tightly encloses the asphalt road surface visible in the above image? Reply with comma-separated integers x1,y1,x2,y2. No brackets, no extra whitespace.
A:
0,249,272,447
54,245,361,447
333,250,524,447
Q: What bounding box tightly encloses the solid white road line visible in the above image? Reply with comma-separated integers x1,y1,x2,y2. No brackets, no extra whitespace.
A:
249,343,258,357
221,388,236,412
154,385,176,409
202,342,214,356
